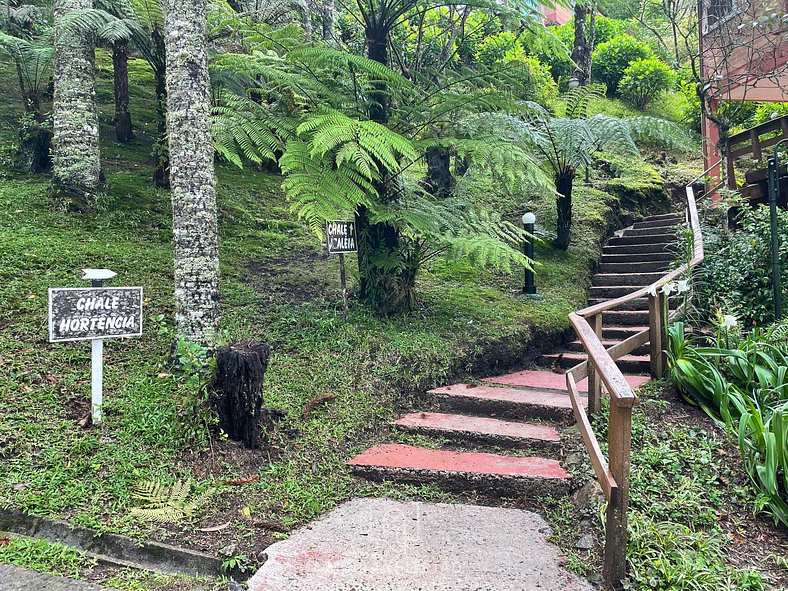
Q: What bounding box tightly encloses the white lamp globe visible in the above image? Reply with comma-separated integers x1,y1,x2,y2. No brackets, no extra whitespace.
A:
522,212,536,225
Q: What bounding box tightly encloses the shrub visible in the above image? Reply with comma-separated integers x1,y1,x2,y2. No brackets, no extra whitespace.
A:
666,320,788,528
753,101,788,125
501,50,558,106
474,31,519,67
591,34,654,95
618,57,676,109
697,206,788,327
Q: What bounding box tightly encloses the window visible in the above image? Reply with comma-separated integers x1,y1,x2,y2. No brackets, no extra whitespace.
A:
704,0,738,32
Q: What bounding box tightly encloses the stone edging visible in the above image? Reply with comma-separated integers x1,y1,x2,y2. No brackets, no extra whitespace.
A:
0,507,244,581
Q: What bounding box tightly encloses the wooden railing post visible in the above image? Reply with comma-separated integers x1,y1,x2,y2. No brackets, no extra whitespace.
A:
648,292,666,379
603,401,633,589
587,313,603,414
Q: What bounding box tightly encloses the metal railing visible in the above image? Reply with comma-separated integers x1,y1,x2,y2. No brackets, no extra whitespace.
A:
564,173,709,587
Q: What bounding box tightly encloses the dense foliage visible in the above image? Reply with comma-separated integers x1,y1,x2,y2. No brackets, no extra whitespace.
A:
667,319,788,528
698,207,788,327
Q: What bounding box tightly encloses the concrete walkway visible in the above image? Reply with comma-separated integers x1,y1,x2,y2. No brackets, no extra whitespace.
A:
247,498,593,591
0,564,103,591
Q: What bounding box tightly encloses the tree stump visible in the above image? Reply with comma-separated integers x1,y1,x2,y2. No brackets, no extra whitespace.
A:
212,342,270,449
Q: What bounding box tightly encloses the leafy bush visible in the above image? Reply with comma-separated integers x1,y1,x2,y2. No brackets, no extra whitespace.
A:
618,58,675,109
473,31,519,67
753,101,788,126
666,320,788,527
591,34,654,95
697,206,788,327
501,50,558,106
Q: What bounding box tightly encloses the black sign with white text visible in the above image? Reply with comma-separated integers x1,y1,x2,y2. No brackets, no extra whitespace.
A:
326,220,358,254
49,287,143,342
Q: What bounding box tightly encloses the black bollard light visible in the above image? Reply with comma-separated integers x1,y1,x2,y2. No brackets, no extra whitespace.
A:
522,211,541,299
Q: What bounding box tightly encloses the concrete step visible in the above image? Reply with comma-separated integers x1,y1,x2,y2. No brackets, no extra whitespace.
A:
347,444,570,497
393,412,560,452
428,383,579,422
642,213,684,222
541,352,651,374
602,243,674,255
623,226,678,238
589,285,651,298
608,233,675,246
600,252,675,264
482,370,650,393
602,325,650,340
632,218,682,230
598,261,670,274
603,310,650,326
587,297,649,311
592,272,665,286
567,339,650,356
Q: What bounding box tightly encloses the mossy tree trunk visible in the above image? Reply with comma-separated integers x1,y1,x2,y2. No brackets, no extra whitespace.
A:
52,0,104,200
113,39,133,143
319,0,335,43
354,26,413,315
424,145,455,198
555,169,575,251
165,0,220,347
14,86,52,174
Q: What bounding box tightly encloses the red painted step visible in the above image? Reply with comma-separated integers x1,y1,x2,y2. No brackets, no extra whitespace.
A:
427,383,580,421
394,412,560,449
347,443,569,496
482,370,649,392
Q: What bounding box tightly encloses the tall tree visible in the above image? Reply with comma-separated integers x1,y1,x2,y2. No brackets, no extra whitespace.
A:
569,1,595,88
165,0,220,346
112,38,133,142
52,0,103,200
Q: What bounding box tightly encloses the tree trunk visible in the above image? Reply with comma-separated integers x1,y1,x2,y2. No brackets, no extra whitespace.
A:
424,146,455,198
14,87,52,174
165,0,221,347
555,170,575,251
52,0,104,201
212,342,270,449
354,26,412,315
113,39,133,143
152,28,170,188
569,2,590,89
586,7,596,83
319,0,335,44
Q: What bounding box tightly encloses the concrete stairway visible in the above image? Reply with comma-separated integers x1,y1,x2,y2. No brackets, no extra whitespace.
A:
347,213,682,498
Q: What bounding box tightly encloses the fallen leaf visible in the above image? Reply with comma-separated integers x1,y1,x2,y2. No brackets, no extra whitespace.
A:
157,372,171,379
198,522,231,533
11,483,27,491
78,412,92,429
241,506,252,517
0,536,9,546
227,475,260,486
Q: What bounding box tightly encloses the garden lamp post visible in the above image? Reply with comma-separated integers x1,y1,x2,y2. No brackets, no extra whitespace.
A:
767,140,786,320
522,211,539,298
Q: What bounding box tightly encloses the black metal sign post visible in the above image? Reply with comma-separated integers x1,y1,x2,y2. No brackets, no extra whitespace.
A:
768,142,785,320
49,269,143,425
326,220,358,322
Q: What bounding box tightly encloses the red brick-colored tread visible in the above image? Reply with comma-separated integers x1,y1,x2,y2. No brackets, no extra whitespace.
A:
428,383,579,409
347,444,569,479
394,412,560,442
482,370,649,392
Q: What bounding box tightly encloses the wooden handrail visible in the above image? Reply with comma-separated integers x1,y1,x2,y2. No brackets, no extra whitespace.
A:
564,181,705,588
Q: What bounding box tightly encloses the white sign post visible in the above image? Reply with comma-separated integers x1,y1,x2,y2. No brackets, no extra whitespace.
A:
48,269,143,426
